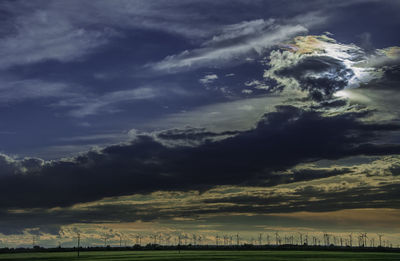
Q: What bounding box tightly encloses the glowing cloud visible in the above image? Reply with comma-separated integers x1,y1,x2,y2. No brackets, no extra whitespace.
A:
264,34,400,100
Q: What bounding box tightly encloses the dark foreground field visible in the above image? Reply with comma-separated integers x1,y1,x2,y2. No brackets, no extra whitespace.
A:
1,250,400,261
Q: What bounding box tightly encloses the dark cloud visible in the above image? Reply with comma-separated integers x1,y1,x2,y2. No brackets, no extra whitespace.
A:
260,167,353,187
313,98,348,108
0,105,399,215
3,178,400,235
275,56,354,101
200,182,400,215
389,164,400,176
382,65,400,82
0,155,43,176
155,127,239,146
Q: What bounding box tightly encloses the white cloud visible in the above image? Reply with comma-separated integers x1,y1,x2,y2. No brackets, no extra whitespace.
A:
146,96,285,132
244,80,262,87
50,85,190,118
57,133,127,143
241,89,253,94
0,9,118,70
244,79,270,90
0,79,74,103
238,104,254,111
0,0,225,70
1,0,391,72
55,87,158,118
150,22,309,73
1,0,261,71
199,74,218,84
202,19,275,46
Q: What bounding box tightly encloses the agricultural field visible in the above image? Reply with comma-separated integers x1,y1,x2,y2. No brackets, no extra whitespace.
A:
0,250,400,261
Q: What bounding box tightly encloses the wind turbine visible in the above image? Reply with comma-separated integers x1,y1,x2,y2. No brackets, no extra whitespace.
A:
56,233,62,248
150,234,156,245
223,235,228,246
165,235,172,246
134,234,141,246
250,236,254,245
76,232,81,257
197,235,202,246
119,234,123,247
298,232,303,246
103,235,107,247
178,234,182,246
312,236,317,246
378,234,383,247
192,234,197,246
275,232,279,245
349,233,353,247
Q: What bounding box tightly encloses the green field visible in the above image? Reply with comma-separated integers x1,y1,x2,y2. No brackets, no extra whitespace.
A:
0,251,400,261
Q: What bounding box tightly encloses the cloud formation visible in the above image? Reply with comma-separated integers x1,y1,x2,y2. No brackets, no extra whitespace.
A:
54,87,159,118
0,2,118,70
2,155,400,235
150,21,310,73
0,105,399,215
263,35,399,101
199,74,219,85
0,0,400,245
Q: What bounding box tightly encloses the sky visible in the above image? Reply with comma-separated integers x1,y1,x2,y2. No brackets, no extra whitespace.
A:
0,0,400,248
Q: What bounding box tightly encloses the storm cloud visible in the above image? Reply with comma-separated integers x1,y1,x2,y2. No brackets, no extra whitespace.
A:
0,105,399,213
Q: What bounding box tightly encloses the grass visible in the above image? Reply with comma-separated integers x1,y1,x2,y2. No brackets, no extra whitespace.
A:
1,250,400,261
